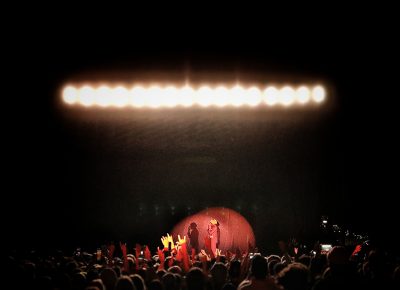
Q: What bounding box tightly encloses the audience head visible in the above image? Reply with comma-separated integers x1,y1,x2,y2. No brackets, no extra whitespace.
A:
100,268,117,290
277,262,309,290
210,262,228,290
250,254,268,279
186,267,205,290
115,276,136,290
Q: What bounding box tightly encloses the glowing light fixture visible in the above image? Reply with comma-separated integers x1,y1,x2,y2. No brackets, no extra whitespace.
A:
62,84,326,108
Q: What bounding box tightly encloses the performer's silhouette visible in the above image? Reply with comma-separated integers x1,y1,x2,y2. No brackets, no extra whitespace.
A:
187,222,199,253
206,218,220,256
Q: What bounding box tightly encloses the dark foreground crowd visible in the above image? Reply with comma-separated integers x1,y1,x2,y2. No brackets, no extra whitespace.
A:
5,239,400,290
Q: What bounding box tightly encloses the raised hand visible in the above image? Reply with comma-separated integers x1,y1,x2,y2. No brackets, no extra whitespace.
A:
168,256,174,268
157,247,165,260
199,251,209,274
120,242,128,257
161,233,174,249
135,243,142,259
175,235,190,272
157,246,165,269
352,244,362,255
167,233,174,248
144,245,152,260
177,235,186,245
176,247,183,261
120,242,129,272
216,249,222,261
161,235,169,249
108,244,115,259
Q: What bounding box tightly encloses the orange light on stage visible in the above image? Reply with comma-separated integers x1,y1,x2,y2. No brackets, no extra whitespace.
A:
172,207,256,253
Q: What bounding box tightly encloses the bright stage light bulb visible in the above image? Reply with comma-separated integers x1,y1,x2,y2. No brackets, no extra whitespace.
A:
113,86,129,107
196,86,213,107
280,86,296,106
312,85,325,103
162,86,178,107
214,86,230,107
296,86,311,104
245,87,262,107
231,85,245,107
63,86,78,104
96,86,112,107
130,86,146,107
78,86,95,107
179,86,195,107
146,86,163,108
62,84,327,108
263,86,279,106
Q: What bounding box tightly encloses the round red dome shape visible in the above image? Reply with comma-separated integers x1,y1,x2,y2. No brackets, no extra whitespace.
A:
171,207,255,253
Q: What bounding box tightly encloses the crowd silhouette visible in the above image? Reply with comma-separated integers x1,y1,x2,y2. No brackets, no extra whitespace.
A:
5,235,399,290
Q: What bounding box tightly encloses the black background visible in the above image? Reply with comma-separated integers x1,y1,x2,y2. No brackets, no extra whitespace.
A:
4,7,399,253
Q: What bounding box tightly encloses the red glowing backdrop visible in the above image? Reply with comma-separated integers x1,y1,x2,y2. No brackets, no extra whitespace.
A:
171,207,255,252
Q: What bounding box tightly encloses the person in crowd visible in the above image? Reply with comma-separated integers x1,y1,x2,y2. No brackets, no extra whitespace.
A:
115,276,136,290
313,246,358,290
277,262,310,290
210,262,228,290
238,254,283,290
6,237,400,290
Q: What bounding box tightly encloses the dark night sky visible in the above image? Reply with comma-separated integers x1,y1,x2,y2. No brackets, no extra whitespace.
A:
4,11,399,251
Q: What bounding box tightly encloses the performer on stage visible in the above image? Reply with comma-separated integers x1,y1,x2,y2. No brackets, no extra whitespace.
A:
187,222,199,254
207,218,220,256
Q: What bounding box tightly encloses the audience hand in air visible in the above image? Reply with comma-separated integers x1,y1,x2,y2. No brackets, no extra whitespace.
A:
161,233,174,249
144,245,152,260
135,243,142,259
120,242,127,257
177,235,186,245
157,247,165,262
107,243,115,258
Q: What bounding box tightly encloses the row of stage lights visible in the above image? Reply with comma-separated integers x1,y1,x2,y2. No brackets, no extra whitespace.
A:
62,84,326,108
